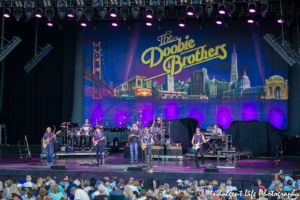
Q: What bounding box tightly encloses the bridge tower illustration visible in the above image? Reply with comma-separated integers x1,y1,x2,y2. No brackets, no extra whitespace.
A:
93,43,102,99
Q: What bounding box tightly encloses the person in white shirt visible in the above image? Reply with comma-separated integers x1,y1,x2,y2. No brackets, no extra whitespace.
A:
22,176,33,188
71,187,89,200
91,181,109,198
226,180,237,192
126,180,140,195
137,189,147,200
212,125,223,135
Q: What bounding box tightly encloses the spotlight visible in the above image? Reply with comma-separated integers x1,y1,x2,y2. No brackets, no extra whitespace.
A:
261,4,269,17
94,0,104,10
13,8,23,21
207,5,213,17
47,18,54,26
248,3,256,13
196,6,203,19
110,8,117,18
215,15,222,25
24,44,53,73
198,16,205,28
45,8,54,20
76,8,84,20
218,4,226,15
3,8,11,18
0,37,22,63
80,19,87,27
228,4,235,17
121,0,130,7
99,8,107,19
150,0,159,6
146,19,152,26
85,8,94,21
146,9,153,19
67,8,74,18
247,15,254,24
24,1,34,19
186,6,194,16
35,8,43,18
277,15,284,24
178,18,185,27
112,19,118,27
132,7,140,19
157,8,164,21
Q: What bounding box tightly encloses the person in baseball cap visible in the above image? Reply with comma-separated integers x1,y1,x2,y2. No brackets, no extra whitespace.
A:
12,193,21,200
17,184,23,195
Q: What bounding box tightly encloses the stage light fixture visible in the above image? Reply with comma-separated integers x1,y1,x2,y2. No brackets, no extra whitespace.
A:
45,8,54,20
215,15,222,25
24,44,53,73
186,6,194,16
58,0,67,12
24,1,34,19
261,4,269,17
196,6,203,19
157,8,164,21
248,3,256,13
228,4,235,17
80,19,87,27
277,14,284,24
47,18,54,26
146,19,153,26
132,7,140,19
121,0,130,7
110,8,117,18
178,18,185,27
198,16,205,28
0,36,22,63
35,8,43,18
146,9,153,19
263,34,299,67
247,15,254,24
99,8,107,19
76,8,84,20
13,8,23,21
218,4,226,15
3,8,11,18
112,19,118,27
121,8,130,20
94,0,104,10
150,0,159,6
166,0,176,9
85,8,94,21
67,8,74,18
207,5,213,18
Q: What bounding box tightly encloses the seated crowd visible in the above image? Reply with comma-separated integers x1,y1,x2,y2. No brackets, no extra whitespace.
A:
0,167,299,200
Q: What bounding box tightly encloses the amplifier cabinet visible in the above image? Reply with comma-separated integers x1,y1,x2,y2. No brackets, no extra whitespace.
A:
166,146,183,156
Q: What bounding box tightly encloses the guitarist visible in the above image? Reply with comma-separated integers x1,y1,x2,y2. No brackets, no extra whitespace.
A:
141,128,154,165
191,128,207,168
42,127,56,165
92,127,105,166
129,124,140,162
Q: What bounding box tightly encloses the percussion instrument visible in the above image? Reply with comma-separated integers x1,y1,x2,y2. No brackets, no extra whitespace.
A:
84,131,90,136
68,132,75,138
76,131,82,137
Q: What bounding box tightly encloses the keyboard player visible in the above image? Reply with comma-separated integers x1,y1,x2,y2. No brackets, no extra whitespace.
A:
208,125,223,154
213,125,223,135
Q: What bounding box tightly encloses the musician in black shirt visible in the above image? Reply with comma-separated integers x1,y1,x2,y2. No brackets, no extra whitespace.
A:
191,128,207,168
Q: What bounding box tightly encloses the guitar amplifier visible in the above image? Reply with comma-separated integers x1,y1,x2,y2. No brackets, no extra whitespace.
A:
151,146,165,156
166,146,183,156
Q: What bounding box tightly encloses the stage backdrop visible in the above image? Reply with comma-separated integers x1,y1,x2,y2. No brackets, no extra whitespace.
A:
83,20,288,130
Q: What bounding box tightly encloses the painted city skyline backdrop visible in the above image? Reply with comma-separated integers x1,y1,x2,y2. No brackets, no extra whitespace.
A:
83,20,288,130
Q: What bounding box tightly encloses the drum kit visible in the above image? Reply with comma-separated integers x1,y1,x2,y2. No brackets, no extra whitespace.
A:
150,121,174,146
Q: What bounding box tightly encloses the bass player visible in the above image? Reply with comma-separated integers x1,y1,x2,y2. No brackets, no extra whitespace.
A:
92,127,105,166
141,128,154,165
191,128,207,168
42,127,56,165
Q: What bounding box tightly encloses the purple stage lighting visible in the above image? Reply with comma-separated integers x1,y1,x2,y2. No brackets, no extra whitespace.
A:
110,9,117,18
178,18,185,27
67,13,74,18
218,5,226,15
247,15,254,24
249,4,256,13
3,9,10,18
47,22,53,27
146,22,152,26
146,10,153,19
81,22,87,27
112,22,118,27
3,13,10,18
35,13,42,18
216,15,222,25
277,18,284,23
186,7,194,16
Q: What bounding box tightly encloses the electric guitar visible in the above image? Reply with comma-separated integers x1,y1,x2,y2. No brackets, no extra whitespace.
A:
193,139,210,151
42,130,61,148
92,136,106,147
141,141,154,150
25,135,31,159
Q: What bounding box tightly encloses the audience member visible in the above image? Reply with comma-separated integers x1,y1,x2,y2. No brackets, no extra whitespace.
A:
59,176,69,188
156,192,163,200
37,178,43,188
110,176,118,190
70,187,89,200
37,189,46,200
26,190,36,200
0,181,3,191
256,179,265,191
49,185,64,200
2,179,13,199
134,181,142,191
279,171,294,187
18,175,34,185
143,166,156,191
137,189,147,200
177,180,186,190
105,182,112,194
46,195,53,200
226,180,237,192
283,180,293,192
94,185,110,200
11,193,21,200
21,188,29,199
110,182,124,196
126,180,140,194
124,187,133,200
67,180,79,197
17,184,23,195
49,180,64,194
6,184,20,200
31,184,39,197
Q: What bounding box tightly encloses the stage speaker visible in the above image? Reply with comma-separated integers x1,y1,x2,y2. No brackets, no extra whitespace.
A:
204,168,219,173
151,146,164,156
127,167,142,171
60,145,69,153
166,146,182,156
51,166,65,170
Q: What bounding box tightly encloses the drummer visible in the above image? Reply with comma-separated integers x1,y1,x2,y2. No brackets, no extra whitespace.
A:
151,117,166,132
80,119,93,150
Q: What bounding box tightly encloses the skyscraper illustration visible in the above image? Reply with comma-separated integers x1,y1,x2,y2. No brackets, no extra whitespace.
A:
230,44,238,84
